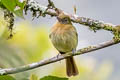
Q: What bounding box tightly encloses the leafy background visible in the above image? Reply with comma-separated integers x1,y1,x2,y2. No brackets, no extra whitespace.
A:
0,0,120,80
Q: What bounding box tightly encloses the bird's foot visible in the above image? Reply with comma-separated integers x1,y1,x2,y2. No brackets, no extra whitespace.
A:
56,53,61,58
72,49,76,54
56,53,62,63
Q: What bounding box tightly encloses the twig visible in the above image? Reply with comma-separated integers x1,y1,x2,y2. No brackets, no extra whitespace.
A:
0,39,119,75
25,0,115,32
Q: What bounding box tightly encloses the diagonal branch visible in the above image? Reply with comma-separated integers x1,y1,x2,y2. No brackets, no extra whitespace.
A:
0,39,119,75
25,0,116,32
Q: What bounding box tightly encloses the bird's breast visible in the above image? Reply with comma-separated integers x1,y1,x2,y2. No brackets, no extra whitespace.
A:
50,22,78,53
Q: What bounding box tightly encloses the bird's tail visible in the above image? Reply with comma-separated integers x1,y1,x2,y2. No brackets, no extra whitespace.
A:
66,56,79,77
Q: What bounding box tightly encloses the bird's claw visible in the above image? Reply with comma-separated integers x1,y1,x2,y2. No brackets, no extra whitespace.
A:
72,49,76,54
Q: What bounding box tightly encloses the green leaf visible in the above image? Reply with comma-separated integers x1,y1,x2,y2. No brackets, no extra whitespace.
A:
0,75,16,80
14,9,24,18
40,76,68,80
15,0,25,9
14,0,25,18
30,74,39,80
1,0,16,11
0,1,5,8
1,0,25,18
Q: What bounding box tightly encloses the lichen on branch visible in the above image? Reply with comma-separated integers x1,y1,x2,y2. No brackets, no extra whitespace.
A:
3,10,14,39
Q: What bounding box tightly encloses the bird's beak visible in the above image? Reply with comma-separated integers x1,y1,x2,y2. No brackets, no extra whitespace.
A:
57,17,61,22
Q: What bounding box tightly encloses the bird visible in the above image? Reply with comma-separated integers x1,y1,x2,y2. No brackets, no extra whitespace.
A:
49,12,79,77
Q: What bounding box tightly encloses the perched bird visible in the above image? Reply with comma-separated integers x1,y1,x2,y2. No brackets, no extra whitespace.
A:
49,12,79,77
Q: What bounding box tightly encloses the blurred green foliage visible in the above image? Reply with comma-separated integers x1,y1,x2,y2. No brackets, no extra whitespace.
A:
0,75,16,80
1,0,25,18
40,75,68,80
30,74,39,80
7,22,52,62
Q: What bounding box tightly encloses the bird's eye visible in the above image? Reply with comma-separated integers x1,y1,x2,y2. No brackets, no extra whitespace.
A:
63,18,68,22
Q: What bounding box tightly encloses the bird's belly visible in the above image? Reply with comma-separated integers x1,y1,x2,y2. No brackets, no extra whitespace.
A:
50,32,77,52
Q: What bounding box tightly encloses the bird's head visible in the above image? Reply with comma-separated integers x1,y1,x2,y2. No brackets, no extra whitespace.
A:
57,13,71,24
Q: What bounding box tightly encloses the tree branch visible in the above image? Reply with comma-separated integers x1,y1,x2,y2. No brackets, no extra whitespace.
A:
25,0,115,32
0,39,119,75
